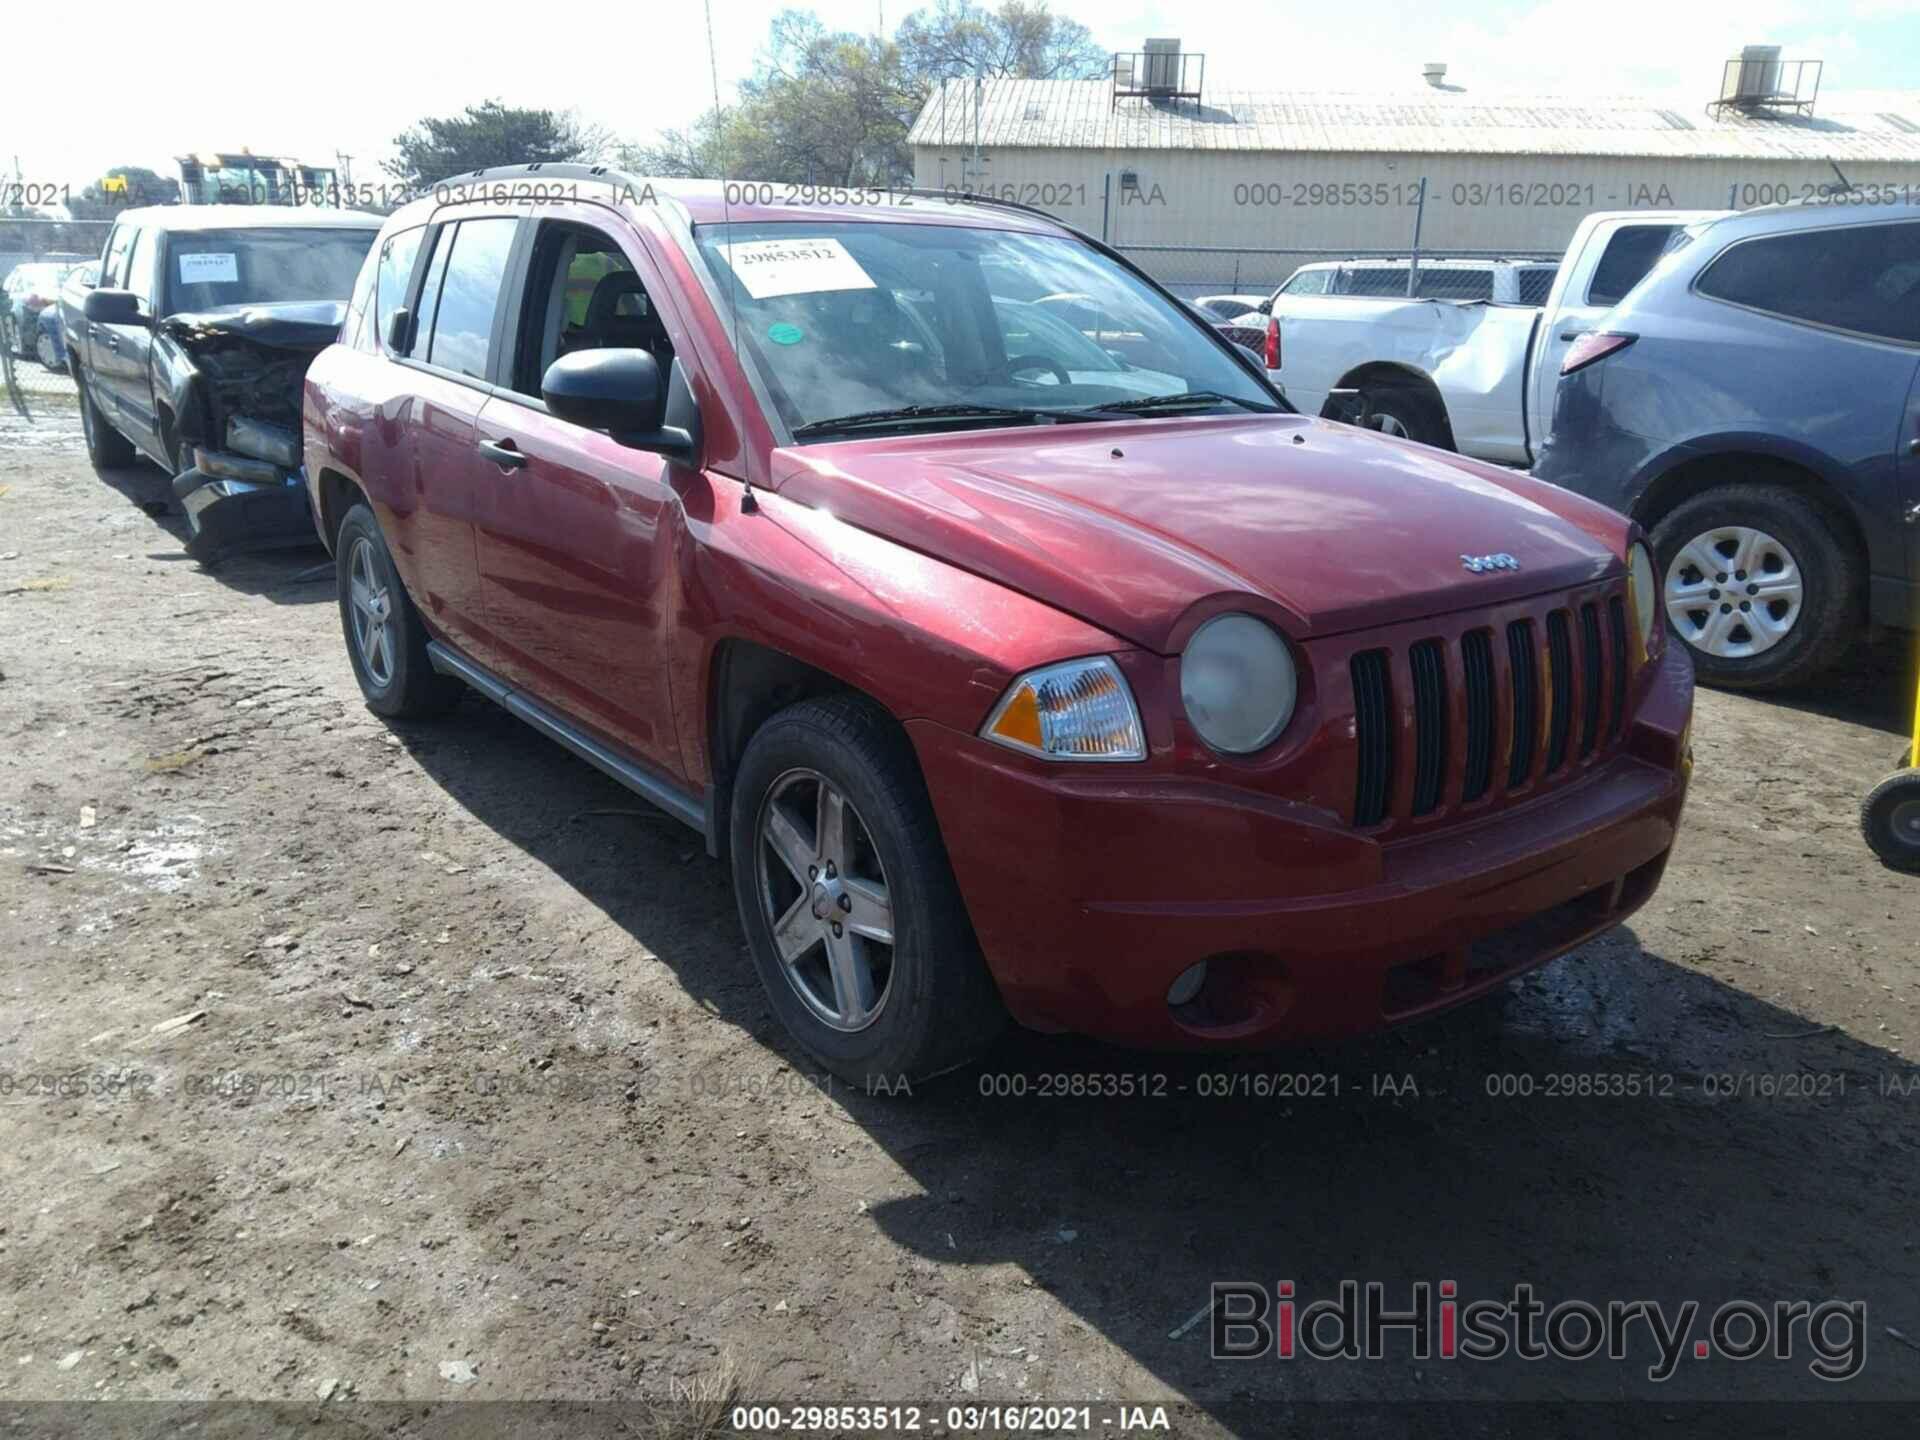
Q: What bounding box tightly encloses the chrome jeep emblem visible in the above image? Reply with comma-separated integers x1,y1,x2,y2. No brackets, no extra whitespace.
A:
1461,552,1520,574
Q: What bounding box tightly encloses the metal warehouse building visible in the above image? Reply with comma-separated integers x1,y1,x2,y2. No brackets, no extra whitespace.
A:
908,43,1920,292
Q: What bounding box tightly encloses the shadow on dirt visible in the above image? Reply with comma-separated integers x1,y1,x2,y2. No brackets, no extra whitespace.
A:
93,459,331,604
1725,630,1917,743
392,699,1920,1426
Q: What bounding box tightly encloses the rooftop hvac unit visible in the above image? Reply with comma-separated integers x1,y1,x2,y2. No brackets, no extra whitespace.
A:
1721,44,1783,105
1142,38,1182,94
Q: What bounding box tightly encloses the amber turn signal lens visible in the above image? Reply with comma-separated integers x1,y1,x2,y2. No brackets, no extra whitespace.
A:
981,657,1147,762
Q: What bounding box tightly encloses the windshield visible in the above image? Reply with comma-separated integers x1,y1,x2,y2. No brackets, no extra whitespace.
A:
164,228,379,315
693,221,1280,438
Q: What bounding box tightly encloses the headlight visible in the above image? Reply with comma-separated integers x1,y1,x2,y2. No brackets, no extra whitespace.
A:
980,656,1146,761
1180,613,1298,754
1627,542,1659,660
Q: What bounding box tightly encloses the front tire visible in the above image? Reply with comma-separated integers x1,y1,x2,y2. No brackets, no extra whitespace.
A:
335,503,462,719
729,696,1005,1085
79,373,136,470
1649,483,1857,691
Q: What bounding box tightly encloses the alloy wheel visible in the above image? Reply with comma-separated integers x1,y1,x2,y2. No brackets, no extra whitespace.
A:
1366,412,1411,439
1664,525,1804,658
754,768,896,1032
346,537,396,688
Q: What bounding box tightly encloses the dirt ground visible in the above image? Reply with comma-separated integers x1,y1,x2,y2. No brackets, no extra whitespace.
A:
2,398,1918,1434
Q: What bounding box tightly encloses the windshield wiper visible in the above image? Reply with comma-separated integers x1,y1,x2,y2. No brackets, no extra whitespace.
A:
790,403,1115,439
1075,390,1280,417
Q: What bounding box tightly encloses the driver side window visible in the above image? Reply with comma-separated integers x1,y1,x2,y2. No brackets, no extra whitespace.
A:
512,222,673,401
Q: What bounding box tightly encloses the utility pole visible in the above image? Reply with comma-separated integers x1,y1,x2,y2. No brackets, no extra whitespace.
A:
972,68,982,193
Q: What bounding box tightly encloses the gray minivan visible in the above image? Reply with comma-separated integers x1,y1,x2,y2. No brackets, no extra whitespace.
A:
1533,201,1919,690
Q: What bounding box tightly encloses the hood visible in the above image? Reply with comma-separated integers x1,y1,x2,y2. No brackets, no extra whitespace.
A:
770,413,1630,652
159,300,346,350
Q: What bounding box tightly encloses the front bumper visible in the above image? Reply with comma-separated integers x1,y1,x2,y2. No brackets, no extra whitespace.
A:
909,641,1693,1049
175,461,321,565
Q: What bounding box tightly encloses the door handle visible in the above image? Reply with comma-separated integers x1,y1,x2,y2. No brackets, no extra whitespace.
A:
1557,330,1586,341
104,333,119,350
1909,437,1919,456
478,437,526,471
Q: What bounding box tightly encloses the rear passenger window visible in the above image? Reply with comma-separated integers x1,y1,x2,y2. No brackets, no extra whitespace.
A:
1697,221,1920,343
1586,225,1678,307
423,217,517,379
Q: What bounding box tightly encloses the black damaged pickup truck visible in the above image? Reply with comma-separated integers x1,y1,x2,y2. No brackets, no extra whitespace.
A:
67,205,381,563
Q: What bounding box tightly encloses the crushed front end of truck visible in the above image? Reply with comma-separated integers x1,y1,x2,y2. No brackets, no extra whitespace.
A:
158,301,343,565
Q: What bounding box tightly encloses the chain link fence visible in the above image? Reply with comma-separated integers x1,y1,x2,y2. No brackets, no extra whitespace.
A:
3,218,112,421
1116,245,1565,306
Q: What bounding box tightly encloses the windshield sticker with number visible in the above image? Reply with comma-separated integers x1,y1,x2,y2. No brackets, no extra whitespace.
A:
179,253,239,285
723,238,875,300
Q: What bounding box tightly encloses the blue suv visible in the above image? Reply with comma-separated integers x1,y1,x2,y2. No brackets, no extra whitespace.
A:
1533,202,1919,690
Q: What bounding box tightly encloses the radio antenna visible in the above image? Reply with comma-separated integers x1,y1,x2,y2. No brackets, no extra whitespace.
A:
705,0,740,354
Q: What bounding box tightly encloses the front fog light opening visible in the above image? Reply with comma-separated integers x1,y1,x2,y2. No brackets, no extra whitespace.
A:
1166,961,1208,1008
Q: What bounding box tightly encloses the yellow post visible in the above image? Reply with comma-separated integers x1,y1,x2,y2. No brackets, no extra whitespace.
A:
1910,666,1920,770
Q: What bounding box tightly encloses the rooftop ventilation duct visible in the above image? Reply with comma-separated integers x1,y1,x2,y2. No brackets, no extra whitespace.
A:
1142,38,1182,94
1722,44,1783,105
1423,63,1448,87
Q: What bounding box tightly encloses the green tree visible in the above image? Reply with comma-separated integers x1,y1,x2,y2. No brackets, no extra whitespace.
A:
69,166,180,219
620,2,1105,185
384,101,608,188
896,0,1106,83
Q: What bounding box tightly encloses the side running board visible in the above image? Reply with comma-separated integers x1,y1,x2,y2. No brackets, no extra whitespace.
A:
426,640,708,839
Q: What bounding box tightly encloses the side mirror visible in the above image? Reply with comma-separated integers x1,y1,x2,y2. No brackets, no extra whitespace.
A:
1256,298,1273,316
385,306,411,354
541,348,696,463
84,288,146,326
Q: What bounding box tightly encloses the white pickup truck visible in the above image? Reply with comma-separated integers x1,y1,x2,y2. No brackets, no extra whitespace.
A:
1259,211,1725,465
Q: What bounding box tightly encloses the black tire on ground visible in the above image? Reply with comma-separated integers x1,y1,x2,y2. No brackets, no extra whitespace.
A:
1647,482,1859,692
35,332,59,370
729,694,1006,1086
334,502,463,720
1357,382,1448,448
1861,769,1920,873
78,373,136,470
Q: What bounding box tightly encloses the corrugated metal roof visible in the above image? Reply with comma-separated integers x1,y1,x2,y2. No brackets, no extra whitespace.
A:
908,79,1920,162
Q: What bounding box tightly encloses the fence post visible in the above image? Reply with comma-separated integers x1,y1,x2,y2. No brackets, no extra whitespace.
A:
1406,178,1428,298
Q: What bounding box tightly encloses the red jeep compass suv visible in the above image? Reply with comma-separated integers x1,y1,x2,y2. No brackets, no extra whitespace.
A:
302,168,1694,1082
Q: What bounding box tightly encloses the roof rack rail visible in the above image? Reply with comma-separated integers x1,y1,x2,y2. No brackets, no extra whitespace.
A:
433,161,629,186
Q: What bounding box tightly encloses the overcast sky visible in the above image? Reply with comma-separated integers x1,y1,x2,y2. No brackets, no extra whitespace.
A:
8,0,1916,193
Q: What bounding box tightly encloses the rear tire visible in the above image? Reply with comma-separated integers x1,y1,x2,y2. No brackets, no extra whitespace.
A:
1861,770,1920,873
335,503,462,720
1358,382,1447,448
79,374,136,470
1648,483,1856,691
729,695,1006,1086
